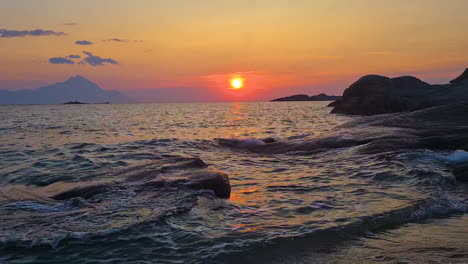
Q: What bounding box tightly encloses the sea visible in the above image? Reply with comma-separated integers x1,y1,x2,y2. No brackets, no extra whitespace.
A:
0,101,466,263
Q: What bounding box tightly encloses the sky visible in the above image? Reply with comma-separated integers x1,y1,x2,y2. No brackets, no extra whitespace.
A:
1,0,467,101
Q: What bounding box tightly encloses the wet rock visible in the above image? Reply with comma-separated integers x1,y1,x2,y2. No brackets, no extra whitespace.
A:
221,103,468,155
452,163,468,182
331,69,468,115
262,137,277,143
52,184,111,200
51,157,231,199
185,169,231,198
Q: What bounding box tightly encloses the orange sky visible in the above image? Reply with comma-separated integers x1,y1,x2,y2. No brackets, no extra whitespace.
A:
1,0,467,101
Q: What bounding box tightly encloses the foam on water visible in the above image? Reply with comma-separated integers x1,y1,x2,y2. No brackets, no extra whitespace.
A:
0,102,466,263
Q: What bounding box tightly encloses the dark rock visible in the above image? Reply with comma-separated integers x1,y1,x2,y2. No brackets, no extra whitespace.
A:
223,103,468,155
51,157,231,199
63,101,87,104
331,69,468,115
52,184,111,200
185,170,231,198
262,137,277,143
452,163,468,181
450,68,468,84
271,93,341,102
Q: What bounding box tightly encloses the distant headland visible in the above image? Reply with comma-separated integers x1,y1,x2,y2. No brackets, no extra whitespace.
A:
63,101,88,105
271,93,341,102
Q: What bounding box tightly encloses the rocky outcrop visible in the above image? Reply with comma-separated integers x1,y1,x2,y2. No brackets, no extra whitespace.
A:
218,103,468,155
271,93,341,102
450,68,468,84
0,157,231,248
52,157,231,199
331,69,468,115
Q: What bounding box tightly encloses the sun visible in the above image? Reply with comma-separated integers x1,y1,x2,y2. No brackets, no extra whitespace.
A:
230,77,244,89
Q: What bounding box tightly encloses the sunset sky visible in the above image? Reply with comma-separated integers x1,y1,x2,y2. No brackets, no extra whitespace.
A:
1,0,467,101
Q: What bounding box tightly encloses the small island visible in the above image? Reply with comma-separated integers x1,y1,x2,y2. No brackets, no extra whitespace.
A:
270,93,341,102
63,101,88,104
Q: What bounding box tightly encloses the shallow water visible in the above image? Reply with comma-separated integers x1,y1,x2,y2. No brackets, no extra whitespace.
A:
0,102,466,263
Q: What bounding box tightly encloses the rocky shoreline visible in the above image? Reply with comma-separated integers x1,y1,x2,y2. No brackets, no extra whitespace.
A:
330,69,468,115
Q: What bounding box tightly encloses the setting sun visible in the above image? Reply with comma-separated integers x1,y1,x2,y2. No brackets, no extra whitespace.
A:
230,77,244,89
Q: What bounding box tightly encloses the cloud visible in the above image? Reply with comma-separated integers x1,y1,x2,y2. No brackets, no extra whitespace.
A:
49,57,75,64
68,55,81,59
0,29,66,38
64,22,78,26
79,51,118,66
104,38,128,42
75,40,93,45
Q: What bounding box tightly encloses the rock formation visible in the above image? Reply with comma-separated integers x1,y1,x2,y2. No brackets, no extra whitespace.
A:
271,93,341,102
330,69,468,115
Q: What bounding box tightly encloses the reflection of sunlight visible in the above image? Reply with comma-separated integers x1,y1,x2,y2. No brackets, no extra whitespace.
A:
230,187,260,203
227,102,245,138
229,102,243,116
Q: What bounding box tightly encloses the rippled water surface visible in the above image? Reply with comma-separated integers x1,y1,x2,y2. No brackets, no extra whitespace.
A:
0,102,466,263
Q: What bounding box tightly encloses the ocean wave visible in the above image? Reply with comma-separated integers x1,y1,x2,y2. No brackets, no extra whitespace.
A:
436,150,468,164
0,156,231,250
211,195,466,263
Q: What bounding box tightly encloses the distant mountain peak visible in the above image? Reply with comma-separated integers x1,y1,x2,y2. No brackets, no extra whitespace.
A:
65,75,92,84
0,76,132,104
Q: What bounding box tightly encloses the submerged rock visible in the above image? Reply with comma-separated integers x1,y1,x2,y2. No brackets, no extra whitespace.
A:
331,69,468,115
184,169,231,198
0,157,231,248
52,156,231,199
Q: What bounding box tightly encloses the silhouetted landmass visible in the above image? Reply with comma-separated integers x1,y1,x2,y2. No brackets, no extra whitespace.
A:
450,68,468,84
271,93,341,102
63,101,88,104
331,68,468,115
0,75,132,105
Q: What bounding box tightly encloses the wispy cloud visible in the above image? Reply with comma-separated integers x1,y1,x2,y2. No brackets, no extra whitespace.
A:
0,29,66,38
49,57,75,64
75,40,93,45
104,38,128,42
68,55,81,59
79,51,118,66
64,22,78,26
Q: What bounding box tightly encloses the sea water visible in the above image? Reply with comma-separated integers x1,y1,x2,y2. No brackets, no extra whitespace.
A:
0,102,466,263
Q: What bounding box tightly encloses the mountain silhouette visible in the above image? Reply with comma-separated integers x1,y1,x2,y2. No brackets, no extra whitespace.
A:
0,75,132,104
